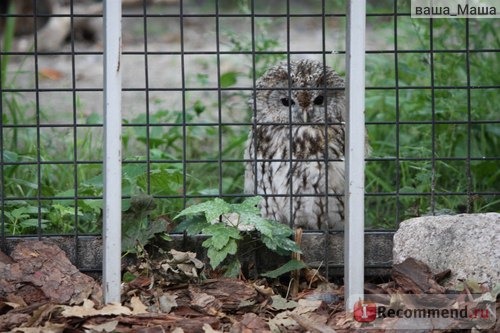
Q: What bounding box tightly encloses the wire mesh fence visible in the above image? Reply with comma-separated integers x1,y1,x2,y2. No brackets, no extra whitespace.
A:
0,0,499,275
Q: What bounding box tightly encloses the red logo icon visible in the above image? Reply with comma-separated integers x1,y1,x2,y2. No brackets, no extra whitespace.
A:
353,300,377,322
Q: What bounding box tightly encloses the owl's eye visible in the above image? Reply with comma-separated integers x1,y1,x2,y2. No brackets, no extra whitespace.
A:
313,95,324,105
281,97,295,107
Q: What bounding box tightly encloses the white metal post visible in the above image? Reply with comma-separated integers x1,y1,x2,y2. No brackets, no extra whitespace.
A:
103,0,122,303
345,0,366,311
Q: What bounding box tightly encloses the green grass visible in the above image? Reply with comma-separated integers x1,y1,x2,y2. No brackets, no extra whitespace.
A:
364,17,500,228
1,3,499,236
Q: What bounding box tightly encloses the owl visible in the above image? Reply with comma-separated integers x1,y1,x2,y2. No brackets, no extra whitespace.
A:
244,59,345,230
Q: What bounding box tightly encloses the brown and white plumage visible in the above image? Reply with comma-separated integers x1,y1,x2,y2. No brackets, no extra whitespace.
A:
244,59,345,230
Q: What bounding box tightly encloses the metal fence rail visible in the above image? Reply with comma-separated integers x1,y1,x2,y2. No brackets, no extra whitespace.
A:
103,0,122,304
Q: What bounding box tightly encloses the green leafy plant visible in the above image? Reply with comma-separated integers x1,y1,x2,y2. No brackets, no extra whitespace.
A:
121,194,171,255
1,205,48,234
174,196,303,277
2,1,498,240
364,16,500,228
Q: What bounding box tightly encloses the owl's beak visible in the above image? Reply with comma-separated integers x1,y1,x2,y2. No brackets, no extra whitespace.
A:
302,109,308,123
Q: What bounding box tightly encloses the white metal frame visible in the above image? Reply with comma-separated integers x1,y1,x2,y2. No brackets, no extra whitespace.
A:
345,0,366,311
102,0,123,303
100,0,367,307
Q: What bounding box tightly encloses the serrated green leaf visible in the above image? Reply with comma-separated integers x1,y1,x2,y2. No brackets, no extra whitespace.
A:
174,217,207,235
261,234,301,254
207,238,238,268
202,224,241,250
275,236,301,253
174,198,231,223
201,237,214,248
174,201,212,219
233,196,262,213
261,235,278,251
253,218,293,239
236,212,263,229
268,221,295,237
204,198,232,222
261,259,307,278
251,218,275,238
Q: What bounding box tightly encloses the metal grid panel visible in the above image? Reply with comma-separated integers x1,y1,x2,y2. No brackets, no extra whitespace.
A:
365,2,500,230
1,1,499,274
1,1,105,269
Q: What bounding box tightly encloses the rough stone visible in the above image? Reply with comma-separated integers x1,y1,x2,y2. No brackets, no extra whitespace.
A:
393,213,500,288
0,241,102,305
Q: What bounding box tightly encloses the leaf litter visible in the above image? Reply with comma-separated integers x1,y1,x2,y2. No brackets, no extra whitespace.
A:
0,240,498,332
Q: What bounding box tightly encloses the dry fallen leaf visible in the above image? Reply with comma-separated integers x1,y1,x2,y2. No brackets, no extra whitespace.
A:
253,282,274,296
268,311,300,332
289,312,336,333
3,301,22,309
39,67,64,80
61,299,131,318
270,295,298,311
293,299,322,314
158,293,178,313
234,313,271,332
27,303,61,328
170,249,193,262
83,320,119,333
13,322,65,333
130,296,149,314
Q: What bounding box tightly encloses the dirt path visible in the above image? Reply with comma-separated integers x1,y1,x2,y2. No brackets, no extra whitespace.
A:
4,3,354,125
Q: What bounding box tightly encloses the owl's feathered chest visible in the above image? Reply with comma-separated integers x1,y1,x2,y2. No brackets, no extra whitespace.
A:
249,125,343,160
244,124,345,229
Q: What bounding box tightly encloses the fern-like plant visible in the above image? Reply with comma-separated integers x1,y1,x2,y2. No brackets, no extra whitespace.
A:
174,196,305,278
